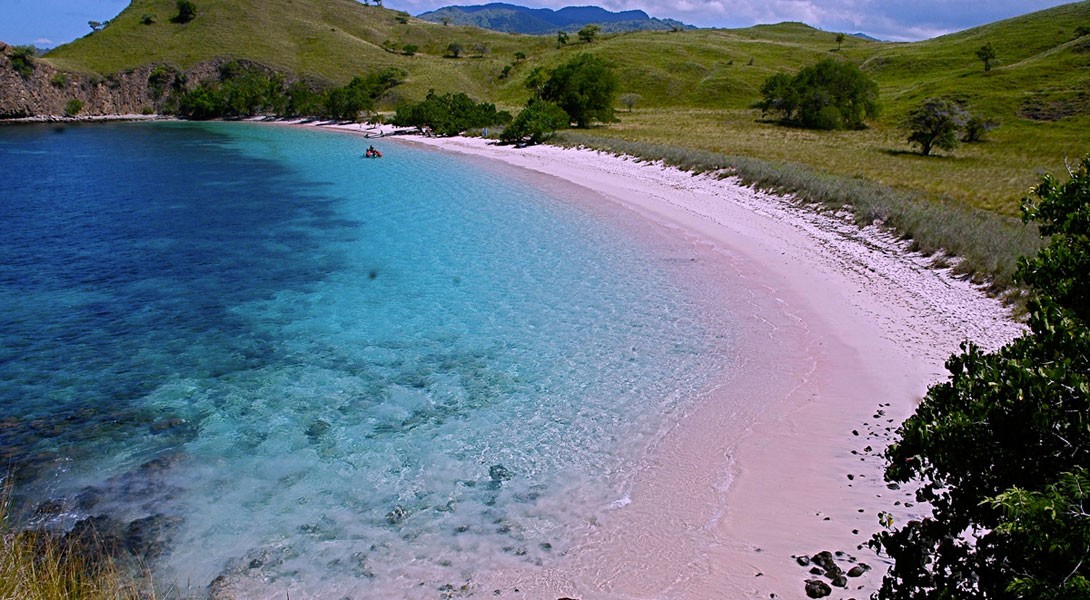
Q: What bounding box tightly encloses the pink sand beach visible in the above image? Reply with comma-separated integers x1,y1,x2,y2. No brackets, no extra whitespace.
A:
317,122,1020,599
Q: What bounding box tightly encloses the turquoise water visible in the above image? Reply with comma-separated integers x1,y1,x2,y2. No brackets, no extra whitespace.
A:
0,122,736,597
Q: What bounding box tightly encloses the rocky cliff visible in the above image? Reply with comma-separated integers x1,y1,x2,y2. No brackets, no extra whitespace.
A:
0,42,222,119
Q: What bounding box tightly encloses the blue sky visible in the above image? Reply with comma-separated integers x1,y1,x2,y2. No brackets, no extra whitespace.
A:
0,0,1075,47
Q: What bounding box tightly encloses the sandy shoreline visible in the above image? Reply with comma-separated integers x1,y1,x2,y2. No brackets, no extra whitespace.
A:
314,122,1022,598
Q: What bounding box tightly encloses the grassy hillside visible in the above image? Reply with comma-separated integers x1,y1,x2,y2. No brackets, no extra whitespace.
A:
40,0,1090,217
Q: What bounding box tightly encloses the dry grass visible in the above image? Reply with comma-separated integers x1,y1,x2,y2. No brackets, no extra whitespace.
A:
0,486,154,600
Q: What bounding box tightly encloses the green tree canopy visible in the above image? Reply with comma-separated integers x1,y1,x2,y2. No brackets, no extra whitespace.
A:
873,156,1090,599
391,91,511,136
905,97,967,156
976,42,998,72
577,24,600,43
758,58,879,130
537,53,618,128
500,100,570,145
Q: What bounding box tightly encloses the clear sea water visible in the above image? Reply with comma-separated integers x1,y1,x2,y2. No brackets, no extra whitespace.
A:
0,122,736,598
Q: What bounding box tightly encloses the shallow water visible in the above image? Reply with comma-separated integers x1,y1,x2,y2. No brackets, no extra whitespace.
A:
0,122,737,597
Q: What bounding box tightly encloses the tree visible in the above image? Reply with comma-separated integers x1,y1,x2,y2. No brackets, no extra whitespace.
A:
538,53,618,128
619,93,641,112
905,97,967,156
172,0,197,24
391,91,511,136
1075,25,1090,38
757,58,879,130
976,42,998,72
500,100,570,145
441,16,452,26
402,44,418,56
556,30,569,47
471,42,490,58
835,32,845,51
514,51,527,62
872,156,1090,599
578,24,600,43
446,42,463,58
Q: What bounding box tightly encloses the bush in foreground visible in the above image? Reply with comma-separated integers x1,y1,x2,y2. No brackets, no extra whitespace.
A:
872,156,1090,598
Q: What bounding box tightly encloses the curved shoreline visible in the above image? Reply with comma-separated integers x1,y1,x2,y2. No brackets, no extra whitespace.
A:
310,125,1023,598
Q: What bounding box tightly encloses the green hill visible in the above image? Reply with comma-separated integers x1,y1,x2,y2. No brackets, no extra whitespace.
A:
33,0,1090,218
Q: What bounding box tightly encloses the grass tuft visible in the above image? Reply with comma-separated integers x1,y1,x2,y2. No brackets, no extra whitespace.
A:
1,484,154,600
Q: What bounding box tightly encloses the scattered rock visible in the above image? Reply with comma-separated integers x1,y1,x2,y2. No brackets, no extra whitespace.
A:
386,505,409,525
805,579,832,598
847,564,871,577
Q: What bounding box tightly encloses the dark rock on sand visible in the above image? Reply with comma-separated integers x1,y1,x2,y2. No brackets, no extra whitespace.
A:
805,579,832,598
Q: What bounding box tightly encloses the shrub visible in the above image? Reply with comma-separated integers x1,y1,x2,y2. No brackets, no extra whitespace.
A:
872,156,1090,599
578,24,600,43
50,72,68,88
172,0,197,24
391,90,511,136
141,13,156,25
758,58,879,130
446,42,463,58
501,100,570,145
8,45,36,78
962,115,999,143
402,44,417,56
976,42,998,72
64,99,84,117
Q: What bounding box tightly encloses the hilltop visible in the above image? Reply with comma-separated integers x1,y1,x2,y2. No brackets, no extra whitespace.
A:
416,3,692,34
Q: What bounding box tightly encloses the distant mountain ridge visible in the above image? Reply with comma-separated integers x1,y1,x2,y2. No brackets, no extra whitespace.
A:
416,3,693,34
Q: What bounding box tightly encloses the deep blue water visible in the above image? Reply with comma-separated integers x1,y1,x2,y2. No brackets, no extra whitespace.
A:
0,122,735,597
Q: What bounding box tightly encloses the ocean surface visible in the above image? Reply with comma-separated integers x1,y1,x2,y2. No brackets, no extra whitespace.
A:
0,122,737,597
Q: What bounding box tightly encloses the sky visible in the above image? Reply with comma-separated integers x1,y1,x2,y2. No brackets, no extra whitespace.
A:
0,0,1075,48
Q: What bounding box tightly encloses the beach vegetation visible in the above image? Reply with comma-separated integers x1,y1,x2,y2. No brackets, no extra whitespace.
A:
1,486,152,600
536,53,618,127
873,156,1090,598
758,58,879,130
391,90,511,136
906,97,967,156
172,0,197,24
501,99,570,144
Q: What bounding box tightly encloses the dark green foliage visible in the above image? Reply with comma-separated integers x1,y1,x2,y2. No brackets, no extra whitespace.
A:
906,97,967,156
874,156,1090,599
64,99,84,116
446,42,463,58
1075,25,1090,38
757,58,879,130
537,53,619,128
963,115,999,143
402,44,418,56
174,63,402,120
172,0,197,24
8,45,36,78
556,30,569,47
501,100,570,144
976,42,998,72
835,32,845,51
391,91,511,136
140,14,156,25
578,24,600,43
50,72,68,88
147,65,183,100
